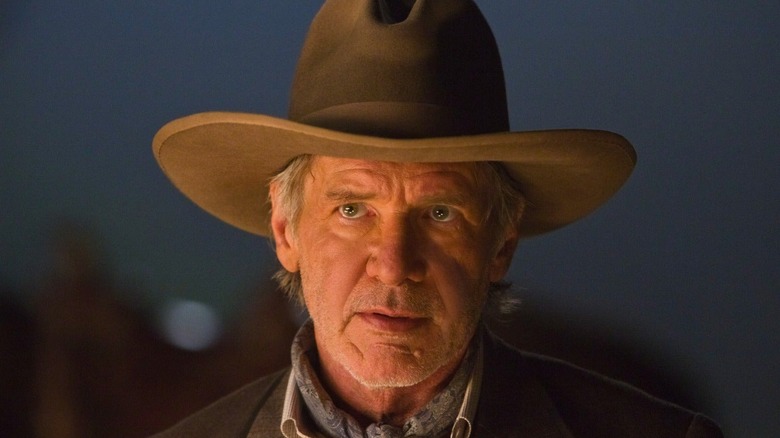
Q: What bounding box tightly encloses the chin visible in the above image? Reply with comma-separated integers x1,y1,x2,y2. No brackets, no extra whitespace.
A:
348,364,432,389
342,345,447,389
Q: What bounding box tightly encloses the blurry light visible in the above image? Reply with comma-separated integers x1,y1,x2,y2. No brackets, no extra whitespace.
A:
159,299,223,351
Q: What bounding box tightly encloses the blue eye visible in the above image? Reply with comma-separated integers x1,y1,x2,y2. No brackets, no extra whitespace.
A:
429,205,454,222
339,203,367,218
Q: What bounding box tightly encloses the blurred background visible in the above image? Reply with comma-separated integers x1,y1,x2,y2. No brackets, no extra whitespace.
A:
1,1,778,436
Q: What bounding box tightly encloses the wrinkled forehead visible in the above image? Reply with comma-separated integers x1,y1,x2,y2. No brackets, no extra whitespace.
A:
305,155,491,198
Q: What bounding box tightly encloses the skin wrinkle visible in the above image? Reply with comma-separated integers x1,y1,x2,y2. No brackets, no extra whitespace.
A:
270,156,521,426
268,155,526,318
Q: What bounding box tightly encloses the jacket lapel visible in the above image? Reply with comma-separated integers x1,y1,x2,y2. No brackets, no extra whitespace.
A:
472,332,573,438
246,370,290,437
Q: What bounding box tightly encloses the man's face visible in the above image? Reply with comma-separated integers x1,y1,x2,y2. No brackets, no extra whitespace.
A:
271,157,518,388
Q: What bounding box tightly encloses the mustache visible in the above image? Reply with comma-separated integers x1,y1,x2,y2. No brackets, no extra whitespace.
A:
347,283,438,317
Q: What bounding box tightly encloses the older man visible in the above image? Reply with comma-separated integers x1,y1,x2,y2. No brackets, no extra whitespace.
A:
152,0,722,436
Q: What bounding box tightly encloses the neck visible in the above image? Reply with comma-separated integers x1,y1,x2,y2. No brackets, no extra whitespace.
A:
317,348,466,427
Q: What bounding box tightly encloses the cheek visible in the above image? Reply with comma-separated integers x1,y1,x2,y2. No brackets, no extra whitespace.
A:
427,241,493,314
298,226,370,313
431,225,496,278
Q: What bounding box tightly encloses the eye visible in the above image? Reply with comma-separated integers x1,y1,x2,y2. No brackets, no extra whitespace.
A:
429,205,455,222
338,203,368,219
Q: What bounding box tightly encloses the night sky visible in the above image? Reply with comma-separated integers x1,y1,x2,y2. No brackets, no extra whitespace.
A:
2,2,778,435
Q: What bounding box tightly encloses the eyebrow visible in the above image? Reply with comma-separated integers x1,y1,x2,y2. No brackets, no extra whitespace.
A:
324,189,376,202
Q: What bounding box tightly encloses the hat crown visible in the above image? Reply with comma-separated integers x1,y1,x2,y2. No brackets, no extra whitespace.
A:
288,0,509,138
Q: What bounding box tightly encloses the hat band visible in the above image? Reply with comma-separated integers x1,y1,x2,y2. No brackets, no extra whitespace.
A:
297,101,509,139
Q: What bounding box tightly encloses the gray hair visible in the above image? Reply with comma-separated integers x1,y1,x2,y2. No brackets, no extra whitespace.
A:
267,155,525,317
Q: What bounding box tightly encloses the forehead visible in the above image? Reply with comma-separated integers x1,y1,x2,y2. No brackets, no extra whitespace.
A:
306,156,485,193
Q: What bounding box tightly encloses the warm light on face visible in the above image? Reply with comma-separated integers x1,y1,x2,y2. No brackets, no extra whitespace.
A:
273,157,518,389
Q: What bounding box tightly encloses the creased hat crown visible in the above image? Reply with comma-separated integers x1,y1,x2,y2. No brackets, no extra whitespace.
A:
289,0,509,138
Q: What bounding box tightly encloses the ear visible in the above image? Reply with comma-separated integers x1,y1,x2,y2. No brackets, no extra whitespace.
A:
269,183,300,273
488,225,520,282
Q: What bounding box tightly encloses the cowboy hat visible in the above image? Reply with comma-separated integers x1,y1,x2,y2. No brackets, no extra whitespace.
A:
153,0,636,237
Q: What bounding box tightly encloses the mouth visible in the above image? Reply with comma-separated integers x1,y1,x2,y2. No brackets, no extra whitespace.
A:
357,312,427,332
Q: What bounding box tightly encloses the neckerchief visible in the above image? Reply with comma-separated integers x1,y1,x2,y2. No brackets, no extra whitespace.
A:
291,320,476,438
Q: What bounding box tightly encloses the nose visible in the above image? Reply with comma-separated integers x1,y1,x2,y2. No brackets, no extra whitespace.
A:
365,217,425,286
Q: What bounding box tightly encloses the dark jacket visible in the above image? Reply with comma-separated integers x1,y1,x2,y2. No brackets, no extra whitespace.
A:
152,333,722,437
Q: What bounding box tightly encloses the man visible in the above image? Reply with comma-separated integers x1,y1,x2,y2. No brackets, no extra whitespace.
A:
152,0,722,436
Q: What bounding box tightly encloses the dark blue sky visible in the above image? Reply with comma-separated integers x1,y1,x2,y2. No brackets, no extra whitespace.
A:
1,2,778,435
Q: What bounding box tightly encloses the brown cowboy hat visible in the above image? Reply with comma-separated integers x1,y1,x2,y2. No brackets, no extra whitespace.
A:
153,0,636,238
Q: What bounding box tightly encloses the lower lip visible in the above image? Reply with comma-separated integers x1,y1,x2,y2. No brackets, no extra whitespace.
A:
358,313,426,332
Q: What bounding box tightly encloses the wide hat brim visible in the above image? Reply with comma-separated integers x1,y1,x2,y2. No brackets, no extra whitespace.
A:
153,111,636,238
